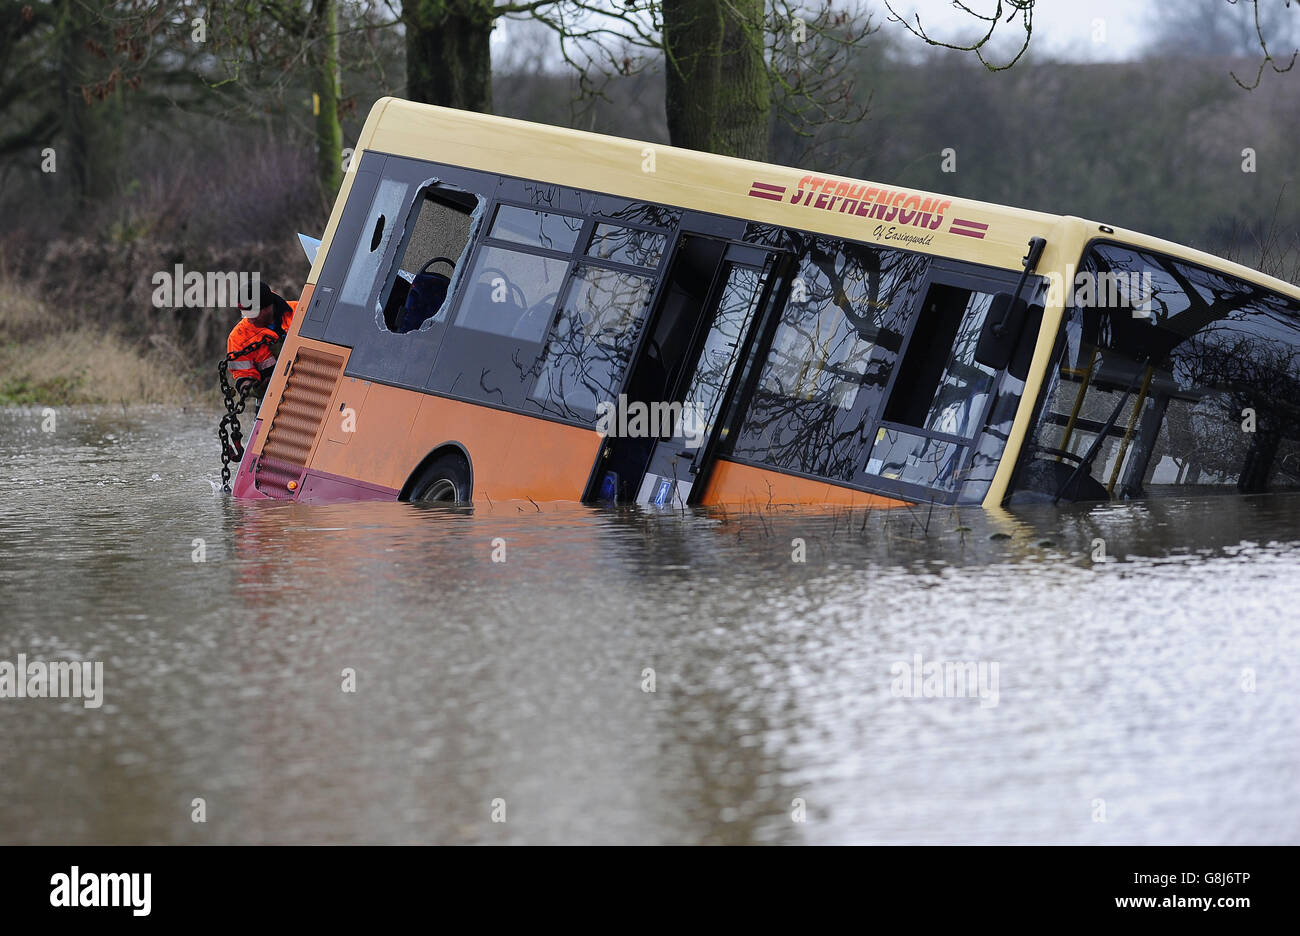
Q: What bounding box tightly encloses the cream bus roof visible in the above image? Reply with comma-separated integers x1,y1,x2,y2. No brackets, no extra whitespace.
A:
348,96,1300,304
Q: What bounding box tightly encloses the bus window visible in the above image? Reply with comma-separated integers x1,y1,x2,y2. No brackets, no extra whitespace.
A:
488,205,583,253
379,185,479,334
442,204,582,341
587,225,668,268
883,286,998,438
339,177,410,310
452,245,568,342
426,193,675,414
681,265,765,439
863,429,968,493
1012,243,1300,502
860,283,1002,492
529,263,656,419
729,239,927,481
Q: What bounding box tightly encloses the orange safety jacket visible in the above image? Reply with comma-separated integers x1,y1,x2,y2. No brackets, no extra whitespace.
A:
227,300,297,387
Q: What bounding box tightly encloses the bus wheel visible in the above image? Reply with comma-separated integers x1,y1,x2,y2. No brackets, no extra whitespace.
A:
408,454,471,503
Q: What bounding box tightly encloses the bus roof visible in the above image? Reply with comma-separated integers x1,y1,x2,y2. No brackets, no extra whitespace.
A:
350,97,1300,303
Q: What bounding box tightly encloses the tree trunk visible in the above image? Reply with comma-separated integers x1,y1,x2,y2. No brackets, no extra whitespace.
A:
664,0,724,154
58,0,123,205
714,0,770,160
309,0,343,202
663,0,770,160
405,0,495,113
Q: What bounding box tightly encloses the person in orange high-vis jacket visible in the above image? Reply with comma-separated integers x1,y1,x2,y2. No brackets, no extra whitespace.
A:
227,281,297,395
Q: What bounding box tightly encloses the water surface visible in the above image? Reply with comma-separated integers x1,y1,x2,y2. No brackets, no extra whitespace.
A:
1,406,1297,844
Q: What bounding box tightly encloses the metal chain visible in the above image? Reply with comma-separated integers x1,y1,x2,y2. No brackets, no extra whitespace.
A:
216,335,278,492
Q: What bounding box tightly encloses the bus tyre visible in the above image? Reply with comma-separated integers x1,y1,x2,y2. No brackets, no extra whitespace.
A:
409,454,471,503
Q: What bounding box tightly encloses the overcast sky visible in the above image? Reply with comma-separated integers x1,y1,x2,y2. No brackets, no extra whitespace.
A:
494,1,1290,68
886,0,1157,61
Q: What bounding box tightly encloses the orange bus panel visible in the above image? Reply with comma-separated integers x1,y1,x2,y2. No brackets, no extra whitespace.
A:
700,457,906,508
307,382,603,502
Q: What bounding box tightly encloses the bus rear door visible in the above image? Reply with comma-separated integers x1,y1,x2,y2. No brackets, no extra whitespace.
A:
588,219,786,506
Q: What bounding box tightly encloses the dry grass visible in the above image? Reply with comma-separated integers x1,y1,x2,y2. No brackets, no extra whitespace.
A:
0,278,44,338
0,278,193,405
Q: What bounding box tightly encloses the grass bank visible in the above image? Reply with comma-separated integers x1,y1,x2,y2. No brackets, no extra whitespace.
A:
0,279,196,405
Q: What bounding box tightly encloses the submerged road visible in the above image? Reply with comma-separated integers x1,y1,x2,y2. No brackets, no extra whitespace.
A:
1,405,1297,844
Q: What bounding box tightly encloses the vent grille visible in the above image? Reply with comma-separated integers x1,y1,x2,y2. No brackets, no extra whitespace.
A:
255,346,343,498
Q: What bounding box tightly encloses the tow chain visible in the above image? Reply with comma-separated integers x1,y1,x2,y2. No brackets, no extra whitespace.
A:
216,335,278,492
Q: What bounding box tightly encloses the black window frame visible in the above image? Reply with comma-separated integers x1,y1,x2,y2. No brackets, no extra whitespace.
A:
719,246,1039,505
855,263,1032,503
426,182,680,423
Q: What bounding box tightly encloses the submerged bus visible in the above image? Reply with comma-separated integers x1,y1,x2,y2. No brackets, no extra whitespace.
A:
230,97,1300,508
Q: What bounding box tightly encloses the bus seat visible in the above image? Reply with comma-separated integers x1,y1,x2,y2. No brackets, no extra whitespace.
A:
396,271,450,333
384,277,412,331
1010,455,1110,503
466,281,525,335
512,299,560,341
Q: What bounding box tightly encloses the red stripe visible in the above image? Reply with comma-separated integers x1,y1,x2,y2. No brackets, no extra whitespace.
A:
747,190,784,201
750,181,785,192
950,218,989,231
950,228,986,238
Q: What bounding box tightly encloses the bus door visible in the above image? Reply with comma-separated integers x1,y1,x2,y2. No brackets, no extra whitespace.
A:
589,227,783,506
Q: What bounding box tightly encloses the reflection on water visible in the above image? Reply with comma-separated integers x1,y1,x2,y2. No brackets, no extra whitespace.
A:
1,406,1298,844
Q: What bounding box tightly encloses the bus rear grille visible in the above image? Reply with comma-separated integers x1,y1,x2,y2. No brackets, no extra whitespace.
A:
255,455,305,497
255,347,343,498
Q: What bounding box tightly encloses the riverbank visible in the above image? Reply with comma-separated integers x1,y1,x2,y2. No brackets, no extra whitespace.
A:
0,279,197,405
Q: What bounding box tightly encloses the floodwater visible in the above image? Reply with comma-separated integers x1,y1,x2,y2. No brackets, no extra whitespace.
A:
1,405,1298,845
